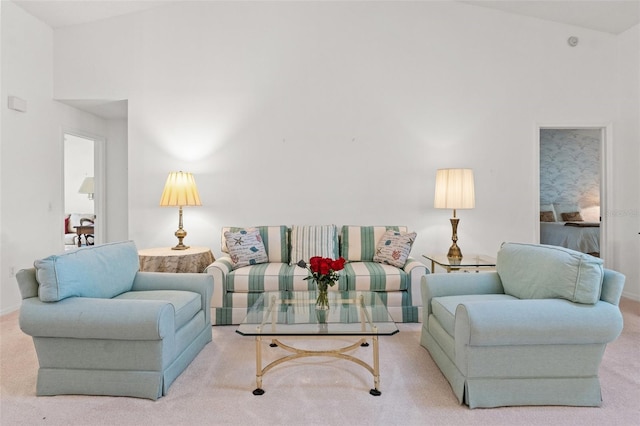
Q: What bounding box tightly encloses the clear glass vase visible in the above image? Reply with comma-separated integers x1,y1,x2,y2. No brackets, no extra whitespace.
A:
315,282,329,310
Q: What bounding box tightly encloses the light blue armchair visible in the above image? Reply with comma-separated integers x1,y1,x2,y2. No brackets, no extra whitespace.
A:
420,242,625,408
16,241,213,400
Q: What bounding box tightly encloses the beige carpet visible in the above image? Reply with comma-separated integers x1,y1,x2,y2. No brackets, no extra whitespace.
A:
1,299,639,426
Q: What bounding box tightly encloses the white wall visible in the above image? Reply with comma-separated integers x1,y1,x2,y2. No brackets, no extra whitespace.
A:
0,1,111,313
105,117,129,243
51,2,638,299
2,2,636,311
611,24,640,300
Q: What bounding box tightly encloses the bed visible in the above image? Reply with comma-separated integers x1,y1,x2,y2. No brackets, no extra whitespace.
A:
540,222,600,255
539,203,600,256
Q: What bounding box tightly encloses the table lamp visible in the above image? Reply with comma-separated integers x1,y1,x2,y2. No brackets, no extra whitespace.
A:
78,177,94,200
434,168,475,261
160,171,202,250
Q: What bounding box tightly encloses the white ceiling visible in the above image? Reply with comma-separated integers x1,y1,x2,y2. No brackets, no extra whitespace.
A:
462,1,640,35
14,0,640,34
58,99,128,120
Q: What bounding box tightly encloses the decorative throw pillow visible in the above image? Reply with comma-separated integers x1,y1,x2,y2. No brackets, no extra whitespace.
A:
540,211,555,222
224,228,268,269
373,230,417,268
561,211,583,222
290,225,339,265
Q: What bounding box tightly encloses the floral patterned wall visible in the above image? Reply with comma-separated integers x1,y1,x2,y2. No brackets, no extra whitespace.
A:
540,129,601,218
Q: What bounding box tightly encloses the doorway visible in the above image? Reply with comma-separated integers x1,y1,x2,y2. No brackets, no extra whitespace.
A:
63,132,105,249
536,125,610,263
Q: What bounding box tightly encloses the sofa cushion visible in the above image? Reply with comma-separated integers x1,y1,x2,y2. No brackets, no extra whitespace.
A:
226,263,294,293
431,294,518,337
221,226,289,264
224,228,269,269
373,230,416,268
115,290,201,330
343,261,409,291
290,224,339,265
496,242,604,304
341,226,407,262
34,241,139,302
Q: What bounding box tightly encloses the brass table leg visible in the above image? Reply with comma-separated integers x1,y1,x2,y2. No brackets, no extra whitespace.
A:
370,334,381,396
253,335,264,395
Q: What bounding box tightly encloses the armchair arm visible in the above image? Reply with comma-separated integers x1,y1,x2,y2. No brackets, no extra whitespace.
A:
205,256,233,310
19,297,174,340
403,257,428,307
132,271,213,324
454,299,624,348
421,271,504,317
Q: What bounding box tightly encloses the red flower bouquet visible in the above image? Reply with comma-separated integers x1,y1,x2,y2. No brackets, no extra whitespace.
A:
297,256,346,309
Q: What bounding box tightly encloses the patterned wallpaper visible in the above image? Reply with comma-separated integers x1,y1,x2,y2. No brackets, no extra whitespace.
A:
540,129,601,211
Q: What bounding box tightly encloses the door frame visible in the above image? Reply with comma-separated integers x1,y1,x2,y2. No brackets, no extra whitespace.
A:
534,123,612,265
62,128,106,248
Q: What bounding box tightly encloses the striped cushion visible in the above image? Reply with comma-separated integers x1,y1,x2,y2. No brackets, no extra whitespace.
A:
221,226,289,264
343,262,409,291
289,225,339,265
226,263,291,293
340,226,407,262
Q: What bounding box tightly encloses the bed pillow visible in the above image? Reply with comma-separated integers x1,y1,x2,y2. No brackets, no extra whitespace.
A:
540,204,557,221
373,230,416,268
496,242,603,305
561,211,583,222
540,211,555,222
554,203,580,220
224,228,269,269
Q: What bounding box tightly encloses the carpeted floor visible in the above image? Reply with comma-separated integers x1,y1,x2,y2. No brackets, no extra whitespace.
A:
1,299,638,425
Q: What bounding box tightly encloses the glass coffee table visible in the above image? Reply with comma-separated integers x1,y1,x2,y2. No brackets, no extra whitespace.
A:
236,290,399,396
423,253,496,273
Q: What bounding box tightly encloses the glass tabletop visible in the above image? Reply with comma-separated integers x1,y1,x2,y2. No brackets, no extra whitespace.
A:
423,253,496,268
236,291,399,336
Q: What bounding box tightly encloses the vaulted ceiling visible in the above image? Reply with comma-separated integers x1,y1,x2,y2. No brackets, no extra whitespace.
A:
13,0,640,35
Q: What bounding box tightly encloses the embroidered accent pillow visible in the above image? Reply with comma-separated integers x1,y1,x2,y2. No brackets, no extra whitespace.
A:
373,230,417,268
561,211,583,222
224,228,269,269
540,211,555,222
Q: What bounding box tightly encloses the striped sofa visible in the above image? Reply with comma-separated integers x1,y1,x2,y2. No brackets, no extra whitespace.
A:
205,225,428,325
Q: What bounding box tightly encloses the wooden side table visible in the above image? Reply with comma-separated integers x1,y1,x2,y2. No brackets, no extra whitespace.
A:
74,225,95,247
138,246,215,273
423,254,496,273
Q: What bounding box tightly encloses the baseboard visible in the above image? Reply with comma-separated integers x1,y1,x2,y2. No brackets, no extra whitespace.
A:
0,304,20,317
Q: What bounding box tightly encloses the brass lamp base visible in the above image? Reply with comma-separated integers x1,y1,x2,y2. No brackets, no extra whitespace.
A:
447,216,463,263
171,206,190,250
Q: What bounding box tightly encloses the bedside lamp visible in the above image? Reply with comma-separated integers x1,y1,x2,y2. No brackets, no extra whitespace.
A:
78,177,94,200
160,171,202,250
434,168,475,261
